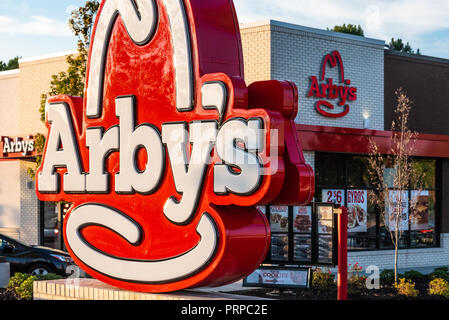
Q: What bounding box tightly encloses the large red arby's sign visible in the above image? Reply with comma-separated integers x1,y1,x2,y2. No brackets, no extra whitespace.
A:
308,51,358,118
35,0,314,293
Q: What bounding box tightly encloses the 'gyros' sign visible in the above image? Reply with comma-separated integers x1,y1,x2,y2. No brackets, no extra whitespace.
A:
36,0,314,293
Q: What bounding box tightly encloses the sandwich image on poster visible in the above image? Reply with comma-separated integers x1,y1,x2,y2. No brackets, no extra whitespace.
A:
270,205,289,232
410,191,430,231
347,190,368,233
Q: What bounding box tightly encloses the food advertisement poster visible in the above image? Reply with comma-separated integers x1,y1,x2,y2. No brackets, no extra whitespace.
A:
386,190,409,232
270,205,289,232
293,206,312,233
245,268,310,288
322,189,345,206
347,190,368,233
410,191,429,231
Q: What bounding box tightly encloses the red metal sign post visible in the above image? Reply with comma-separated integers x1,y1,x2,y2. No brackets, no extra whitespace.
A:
337,206,348,300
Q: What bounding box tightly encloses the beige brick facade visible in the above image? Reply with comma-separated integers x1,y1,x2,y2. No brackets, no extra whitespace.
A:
240,24,271,86
19,53,73,136
0,52,74,244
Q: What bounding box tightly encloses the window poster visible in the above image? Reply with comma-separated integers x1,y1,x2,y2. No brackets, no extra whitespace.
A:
322,189,345,206
386,190,409,232
270,234,288,261
292,206,312,263
293,206,312,233
270,205,289,232
347,189,368,233
410,191,430,231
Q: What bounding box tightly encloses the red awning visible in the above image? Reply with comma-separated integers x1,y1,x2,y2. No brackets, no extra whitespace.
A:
297,124,449,158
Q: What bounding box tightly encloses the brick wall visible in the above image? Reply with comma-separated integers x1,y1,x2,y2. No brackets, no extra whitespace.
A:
19,54,71,136
345,234,449,273
0,70,20,136
19,161,40,245
240,21,385,130
16,52,73,245
240,24,271,87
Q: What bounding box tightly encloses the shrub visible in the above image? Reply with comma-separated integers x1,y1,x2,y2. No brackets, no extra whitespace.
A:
347,263,367,295
430,269,449,282
434,266,449,273
429,278,449,298
312,268,335,290
348,274,367,295
8,273,30,290
15,275,37,300
380,269,395,287
8,272,63,300
403,270,424,282
394,278,419,298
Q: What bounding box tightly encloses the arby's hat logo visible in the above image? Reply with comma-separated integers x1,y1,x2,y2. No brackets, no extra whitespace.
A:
35,0,314,293
308,51,358,118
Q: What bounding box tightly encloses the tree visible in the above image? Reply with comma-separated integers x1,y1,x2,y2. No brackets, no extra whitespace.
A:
387,38,421,55
0,56,20,71
28,1,100,179
367,88,424,284
329,24,364,37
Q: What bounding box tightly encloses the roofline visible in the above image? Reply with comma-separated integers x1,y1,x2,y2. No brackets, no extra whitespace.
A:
0,69,20,77
19,50,78,64
385,49,449,66
240,19,385,47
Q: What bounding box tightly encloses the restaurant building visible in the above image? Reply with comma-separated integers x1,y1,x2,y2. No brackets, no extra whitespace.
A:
0,51,75,250
1,19,449,273
241,20,449,272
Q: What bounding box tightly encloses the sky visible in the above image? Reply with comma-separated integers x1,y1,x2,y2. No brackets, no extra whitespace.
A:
0,0,448,63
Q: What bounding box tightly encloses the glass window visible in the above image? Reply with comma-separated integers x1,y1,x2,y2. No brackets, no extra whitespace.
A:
270,234,288,261
315,153,345,187
411,159,436,189
346,156,371,187
0,238,15,254
293,234,312,262
41,202,63,250
314,153,439,252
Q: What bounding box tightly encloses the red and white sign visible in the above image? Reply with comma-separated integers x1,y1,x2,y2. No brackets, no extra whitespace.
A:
35,0,314,292
308,51,358,118
322,189,345,206
0,136,36,159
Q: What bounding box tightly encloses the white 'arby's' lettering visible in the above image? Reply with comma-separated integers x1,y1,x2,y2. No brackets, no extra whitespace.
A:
2,137,35,155
38,96,265,211
162,121,217,224
37,103,85,193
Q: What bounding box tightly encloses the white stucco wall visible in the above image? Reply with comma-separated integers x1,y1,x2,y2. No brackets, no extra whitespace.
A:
0,161,21,229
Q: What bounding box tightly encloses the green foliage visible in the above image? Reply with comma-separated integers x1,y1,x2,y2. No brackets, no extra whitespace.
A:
0,56,20,71
348,263,367,294
380,269,395,286
429,278,449,298
312,268,335,290
8,272,63,300
8,273,30,290
387,38,421,55
403,270,424,282
434,266,449,273
29,1,100,179
348,274,366,295
329,24,364,36
394,278,419,298
430,268,449,282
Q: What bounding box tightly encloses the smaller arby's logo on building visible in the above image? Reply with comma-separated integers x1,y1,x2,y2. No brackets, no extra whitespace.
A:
1,136,36,158
308,51,357,118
